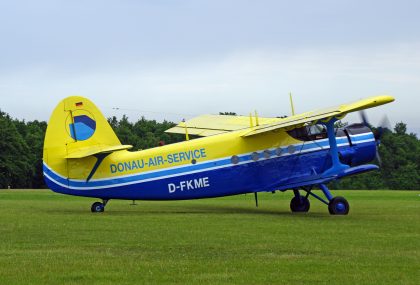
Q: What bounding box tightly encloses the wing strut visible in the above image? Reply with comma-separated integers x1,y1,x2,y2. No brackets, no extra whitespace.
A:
322,118,349,176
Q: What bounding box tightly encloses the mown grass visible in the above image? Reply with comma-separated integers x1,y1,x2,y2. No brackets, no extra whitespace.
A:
0,190,419,285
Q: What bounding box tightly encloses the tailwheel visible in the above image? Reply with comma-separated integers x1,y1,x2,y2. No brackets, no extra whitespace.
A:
328,196,350,215
91,202,105,213
290,196,310,213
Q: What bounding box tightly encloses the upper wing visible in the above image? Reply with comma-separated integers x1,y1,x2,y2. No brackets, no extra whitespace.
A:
165,114,283,137
165,95,395,137
242,95,395,137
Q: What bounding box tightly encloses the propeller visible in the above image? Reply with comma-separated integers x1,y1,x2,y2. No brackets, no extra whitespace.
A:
359,111,391,141
359,111,391,165
375,116,392,141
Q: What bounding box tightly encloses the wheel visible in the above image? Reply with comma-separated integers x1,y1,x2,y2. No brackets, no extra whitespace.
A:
91,202,104,213
290,196,310,213
328,196,350,215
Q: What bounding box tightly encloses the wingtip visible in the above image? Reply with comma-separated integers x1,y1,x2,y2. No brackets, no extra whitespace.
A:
379,95,395,103
364,95,395,108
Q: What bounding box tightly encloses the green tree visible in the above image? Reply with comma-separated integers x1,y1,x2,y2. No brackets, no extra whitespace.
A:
1,109,419,190
379,123,420,189
24,121,47,188
109,115,183,150
0,111,33,188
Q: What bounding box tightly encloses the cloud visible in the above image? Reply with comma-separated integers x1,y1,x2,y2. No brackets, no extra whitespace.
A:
0,44,419,133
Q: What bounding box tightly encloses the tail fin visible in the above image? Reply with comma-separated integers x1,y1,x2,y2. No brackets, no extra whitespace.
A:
43,96,131,184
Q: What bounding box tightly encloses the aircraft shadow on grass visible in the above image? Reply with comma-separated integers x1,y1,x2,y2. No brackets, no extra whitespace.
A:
46,203,330,218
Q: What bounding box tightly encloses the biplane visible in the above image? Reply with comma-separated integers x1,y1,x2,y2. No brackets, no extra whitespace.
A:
43,95,394,214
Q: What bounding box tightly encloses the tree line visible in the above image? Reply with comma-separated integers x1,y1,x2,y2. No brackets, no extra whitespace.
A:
0,110,418,190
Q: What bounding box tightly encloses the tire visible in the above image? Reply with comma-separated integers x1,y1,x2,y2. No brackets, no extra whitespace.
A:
290,196,310,213
91,202,104,213
328,196,350,215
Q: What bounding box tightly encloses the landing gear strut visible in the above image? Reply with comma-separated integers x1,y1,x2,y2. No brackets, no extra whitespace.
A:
319,184,350,215
91,199,109,213
292,184,350,215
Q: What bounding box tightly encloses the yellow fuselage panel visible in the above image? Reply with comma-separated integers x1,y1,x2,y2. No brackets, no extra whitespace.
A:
67,129,300,180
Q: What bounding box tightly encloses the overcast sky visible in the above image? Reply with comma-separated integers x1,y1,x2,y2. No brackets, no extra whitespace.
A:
1,0,419,134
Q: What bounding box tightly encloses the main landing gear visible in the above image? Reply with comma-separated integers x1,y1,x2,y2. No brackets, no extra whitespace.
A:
91,199,109,213
290,184,350,215
290,190,310,212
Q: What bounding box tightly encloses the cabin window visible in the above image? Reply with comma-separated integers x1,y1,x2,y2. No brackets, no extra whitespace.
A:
288,145,296,154
263,150,271,159
251,152,260,161
231,155,240,164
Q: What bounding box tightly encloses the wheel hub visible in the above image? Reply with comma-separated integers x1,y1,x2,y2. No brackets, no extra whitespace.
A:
336,203,346,212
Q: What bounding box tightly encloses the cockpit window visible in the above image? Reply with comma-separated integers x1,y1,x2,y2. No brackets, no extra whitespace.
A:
287,124,328,141
308,125,326,136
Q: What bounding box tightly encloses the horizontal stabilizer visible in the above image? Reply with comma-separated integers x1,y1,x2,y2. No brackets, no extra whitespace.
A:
65,144,133,159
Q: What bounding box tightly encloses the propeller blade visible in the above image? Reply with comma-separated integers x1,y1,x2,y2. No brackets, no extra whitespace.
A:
360,111,391,141
360,110,370,127
359,111,388,166
374,128,384,141
374,115,391,141
376,148,382,166
379,115,391,130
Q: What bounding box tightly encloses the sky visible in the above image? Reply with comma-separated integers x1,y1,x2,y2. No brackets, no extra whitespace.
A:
0,0,419,134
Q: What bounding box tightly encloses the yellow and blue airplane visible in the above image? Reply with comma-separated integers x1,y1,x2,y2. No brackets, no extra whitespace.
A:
43,95,394,215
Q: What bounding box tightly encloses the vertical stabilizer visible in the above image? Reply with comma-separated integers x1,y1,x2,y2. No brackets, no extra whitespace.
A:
43,96,123,184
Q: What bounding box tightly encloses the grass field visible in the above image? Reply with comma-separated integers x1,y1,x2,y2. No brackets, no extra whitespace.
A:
0,190,419,285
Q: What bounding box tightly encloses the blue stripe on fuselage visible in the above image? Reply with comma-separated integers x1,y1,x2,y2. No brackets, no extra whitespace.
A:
44,147,332,200
43,133,376,199
43,134,375,190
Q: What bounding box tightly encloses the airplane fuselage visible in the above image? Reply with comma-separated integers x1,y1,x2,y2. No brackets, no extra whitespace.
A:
43,125,376,200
